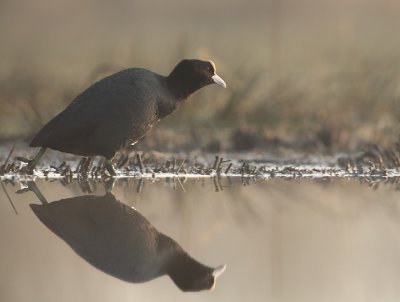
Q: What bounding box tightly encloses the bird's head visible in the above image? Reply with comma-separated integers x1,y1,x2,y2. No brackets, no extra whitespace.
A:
168,252,227,292
168,59,226,99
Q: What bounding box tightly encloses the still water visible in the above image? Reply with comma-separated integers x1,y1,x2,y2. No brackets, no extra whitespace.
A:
1,177,400,302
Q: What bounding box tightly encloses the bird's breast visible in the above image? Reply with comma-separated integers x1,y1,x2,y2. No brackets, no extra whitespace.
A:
157,99,178,119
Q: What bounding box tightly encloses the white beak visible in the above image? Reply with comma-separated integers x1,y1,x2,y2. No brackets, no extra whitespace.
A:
212,264,227,278
212,74,227,88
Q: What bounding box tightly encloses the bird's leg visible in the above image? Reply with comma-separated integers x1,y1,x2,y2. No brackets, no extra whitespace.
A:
28,181,49,205
104,178,115,193
16,181,48,204
104,159,116,176
27,147,47,171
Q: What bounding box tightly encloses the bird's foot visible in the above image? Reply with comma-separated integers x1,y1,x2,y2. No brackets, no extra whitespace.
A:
15,148,46,175
15,157,35,175
15,156,30,164
16,181,36,194
105,160,117,177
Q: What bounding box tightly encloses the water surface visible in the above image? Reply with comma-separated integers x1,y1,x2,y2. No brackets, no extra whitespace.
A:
1,177,400,302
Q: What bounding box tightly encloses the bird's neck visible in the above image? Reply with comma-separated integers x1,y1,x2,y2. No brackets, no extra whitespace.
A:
167,251,213,291
157,233,182,268
157,97,179,119
166,71,202,100
157,234,196,274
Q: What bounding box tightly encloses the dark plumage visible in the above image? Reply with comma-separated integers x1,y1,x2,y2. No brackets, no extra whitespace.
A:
30,192,226,291
27,59,226,174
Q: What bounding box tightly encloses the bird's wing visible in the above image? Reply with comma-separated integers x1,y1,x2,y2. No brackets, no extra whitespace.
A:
30,68,162,158
30,82,140,148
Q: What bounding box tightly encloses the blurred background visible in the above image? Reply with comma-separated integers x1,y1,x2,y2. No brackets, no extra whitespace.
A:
1,0,400,154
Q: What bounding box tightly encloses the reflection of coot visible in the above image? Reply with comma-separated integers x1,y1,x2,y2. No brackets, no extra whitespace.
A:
30,193,225,291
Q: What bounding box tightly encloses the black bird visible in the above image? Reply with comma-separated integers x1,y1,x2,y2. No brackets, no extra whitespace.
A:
29,191,226,291
27,59,226,175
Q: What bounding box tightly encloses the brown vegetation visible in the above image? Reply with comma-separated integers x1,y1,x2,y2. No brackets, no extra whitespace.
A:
1,0,400,154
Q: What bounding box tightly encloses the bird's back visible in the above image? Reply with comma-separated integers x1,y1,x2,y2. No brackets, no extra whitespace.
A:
30,194,167,282
30,68,174,158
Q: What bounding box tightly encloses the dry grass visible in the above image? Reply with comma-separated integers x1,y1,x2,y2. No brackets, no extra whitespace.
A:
2,0,400,154
2,53,400,154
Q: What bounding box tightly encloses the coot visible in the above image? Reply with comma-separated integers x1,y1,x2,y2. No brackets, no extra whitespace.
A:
30,192,226,291
27,59,226,175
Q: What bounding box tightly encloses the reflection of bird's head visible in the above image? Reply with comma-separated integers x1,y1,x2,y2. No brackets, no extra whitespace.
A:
168,251,226,292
